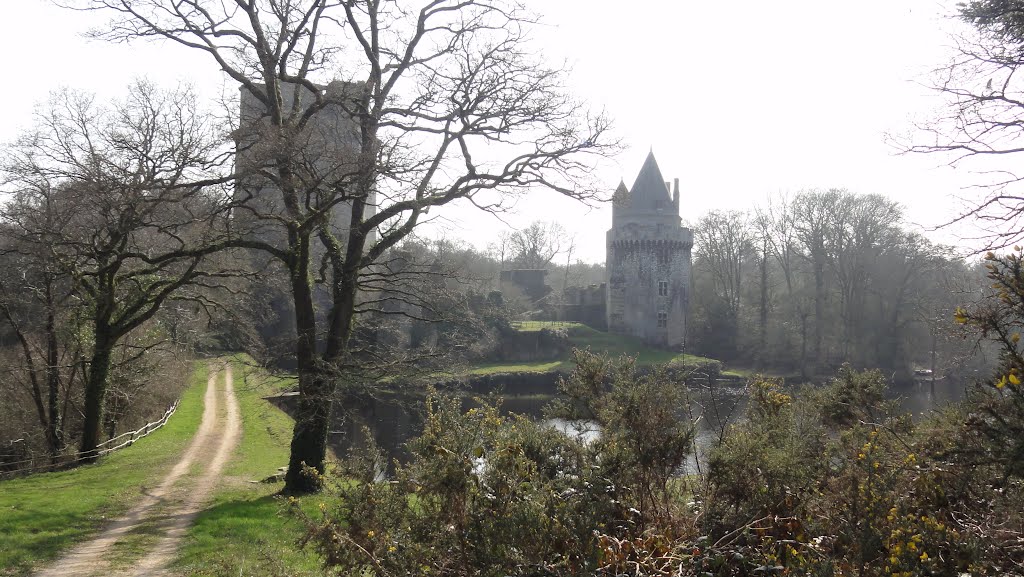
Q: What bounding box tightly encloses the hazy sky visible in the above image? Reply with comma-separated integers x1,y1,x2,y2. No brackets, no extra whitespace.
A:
0,0,986,262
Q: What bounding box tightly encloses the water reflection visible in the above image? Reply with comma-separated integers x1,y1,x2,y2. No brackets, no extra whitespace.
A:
892,377,967,417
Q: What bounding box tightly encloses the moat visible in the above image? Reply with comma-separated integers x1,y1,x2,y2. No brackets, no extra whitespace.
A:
270,372,968,474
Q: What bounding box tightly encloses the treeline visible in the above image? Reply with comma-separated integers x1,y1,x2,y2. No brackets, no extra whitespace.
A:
688,189,984,380
397,191,988,382
0,85,229,470
392,227,605,304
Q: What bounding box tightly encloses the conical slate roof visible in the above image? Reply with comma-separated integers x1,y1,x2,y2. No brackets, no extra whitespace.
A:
624,151,671,212
612,179,629,205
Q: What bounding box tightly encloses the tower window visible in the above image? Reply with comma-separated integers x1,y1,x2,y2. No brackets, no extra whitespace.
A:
658,281,669,296
657,312,668,328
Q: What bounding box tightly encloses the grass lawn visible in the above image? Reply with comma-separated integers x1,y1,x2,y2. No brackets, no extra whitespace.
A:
511,320,584,332
0,362,210,577
467,323,722,375
170,356,323,576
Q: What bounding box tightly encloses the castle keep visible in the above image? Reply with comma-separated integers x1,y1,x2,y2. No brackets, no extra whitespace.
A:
606,152,693,348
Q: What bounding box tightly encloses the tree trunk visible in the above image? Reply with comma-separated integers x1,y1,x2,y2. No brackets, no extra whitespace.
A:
283,167,373,493
284,235,332,493
759,249,768,366
80,335,114,461
813,254,825,374
45,291,62,460
931,331,937,390
799,312,809,380
284,369,334,492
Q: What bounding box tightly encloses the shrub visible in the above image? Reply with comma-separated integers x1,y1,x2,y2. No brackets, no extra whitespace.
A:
702,376,825,538
299,350,700,576
297,393,617,576
297,356,1024,575
549,349,696,525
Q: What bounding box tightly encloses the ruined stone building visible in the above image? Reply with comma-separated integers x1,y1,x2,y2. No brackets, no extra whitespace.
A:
235,81,371,245
606,152,693,348
562,284,607,330
234,82,376,356
499,269,551,304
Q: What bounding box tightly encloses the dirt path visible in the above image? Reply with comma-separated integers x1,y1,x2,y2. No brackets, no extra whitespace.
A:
35,362,242,577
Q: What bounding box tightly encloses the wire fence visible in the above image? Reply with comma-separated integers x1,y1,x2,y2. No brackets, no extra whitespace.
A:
0,399,180,479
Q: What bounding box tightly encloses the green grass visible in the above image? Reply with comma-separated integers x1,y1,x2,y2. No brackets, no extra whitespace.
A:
0,363,210,577
719,365,785,379
511,320,584,332
467,359,565,375
466,324,721,376
171,356,323,576
1,357,327,577
107,517,166,571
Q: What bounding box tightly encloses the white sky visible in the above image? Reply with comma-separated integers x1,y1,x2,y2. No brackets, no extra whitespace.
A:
0,0,991,262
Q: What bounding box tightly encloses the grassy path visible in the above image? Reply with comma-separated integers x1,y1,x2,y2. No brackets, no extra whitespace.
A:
30,362,240,577
169,358,322,576
0,364,209,576
1,358,323,577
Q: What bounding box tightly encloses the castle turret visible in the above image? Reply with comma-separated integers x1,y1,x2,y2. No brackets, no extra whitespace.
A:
612,152,679,226
606,152,693,348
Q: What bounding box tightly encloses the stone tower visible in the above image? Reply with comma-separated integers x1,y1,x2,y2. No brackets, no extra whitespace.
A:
606,152,693,348
234,82,375,357
235,81,370,244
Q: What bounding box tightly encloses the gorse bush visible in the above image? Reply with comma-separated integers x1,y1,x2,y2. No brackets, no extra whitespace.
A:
702,376,826,537
697,366,1024,576
549,349,696,525
956,249,1024,479
297,393,617,576
298,350,698,576
299,347,1024,575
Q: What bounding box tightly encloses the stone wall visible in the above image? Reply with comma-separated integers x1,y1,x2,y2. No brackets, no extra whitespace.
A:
561,283,607,329
235,81,369,245
499,269,551,303
492,327,570,362
234,82,375,357
606,227,692,348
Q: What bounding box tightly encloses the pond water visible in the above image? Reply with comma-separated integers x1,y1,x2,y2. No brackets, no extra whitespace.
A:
321,375,968,474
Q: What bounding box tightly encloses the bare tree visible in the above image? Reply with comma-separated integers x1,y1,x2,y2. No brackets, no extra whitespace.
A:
488,231,514,272
1,83,234,459
695,210,751,318
691,210,753,361
758,193,814,372
508,221,570,270
904,1,1024,248
751,208,774,365
561,235,577,293
823,193,902,364
0,223,76,459
790,191,835,374
69,0,614,492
